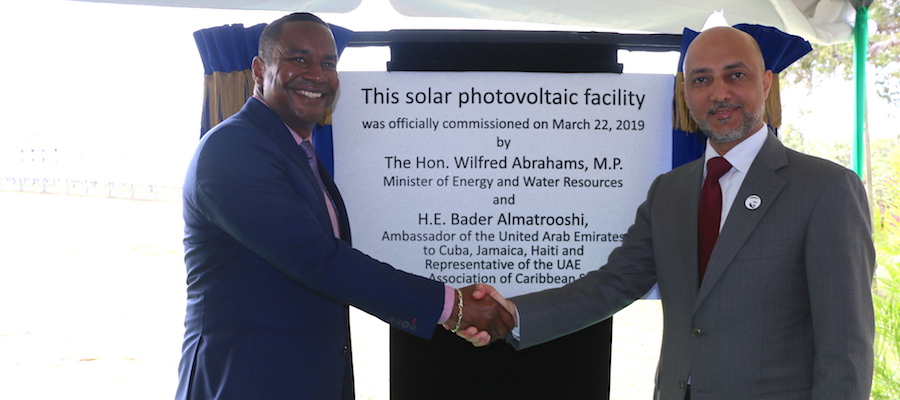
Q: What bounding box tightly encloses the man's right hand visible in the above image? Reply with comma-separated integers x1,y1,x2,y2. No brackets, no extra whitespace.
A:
443,284,515,345
454,283,517,347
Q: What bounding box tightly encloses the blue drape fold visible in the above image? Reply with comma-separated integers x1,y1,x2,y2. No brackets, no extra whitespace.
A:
194,23,265,137
194,23,265,75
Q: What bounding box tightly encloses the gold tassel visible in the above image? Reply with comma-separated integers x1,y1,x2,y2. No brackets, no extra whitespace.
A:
318,107,332,126
764,73,782,129
673,72,699,133
203,74,214,128
206,70,255,129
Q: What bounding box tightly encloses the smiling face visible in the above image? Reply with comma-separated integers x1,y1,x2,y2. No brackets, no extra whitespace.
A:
682,26,773,154
252,20,339,138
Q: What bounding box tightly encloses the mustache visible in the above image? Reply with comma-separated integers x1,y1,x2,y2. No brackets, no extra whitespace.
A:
707,102,743,114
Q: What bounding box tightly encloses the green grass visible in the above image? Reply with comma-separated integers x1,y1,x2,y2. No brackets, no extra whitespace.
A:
871,153,900,400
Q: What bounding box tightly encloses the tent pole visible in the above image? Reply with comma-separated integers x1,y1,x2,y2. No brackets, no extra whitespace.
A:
853,6,868,179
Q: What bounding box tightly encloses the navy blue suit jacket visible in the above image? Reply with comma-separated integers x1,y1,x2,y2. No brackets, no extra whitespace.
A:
176,98,444,400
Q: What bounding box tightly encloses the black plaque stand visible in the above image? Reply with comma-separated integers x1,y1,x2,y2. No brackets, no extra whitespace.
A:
390,320,612,399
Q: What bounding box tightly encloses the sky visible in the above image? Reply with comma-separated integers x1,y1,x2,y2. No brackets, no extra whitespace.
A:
0,0,894,187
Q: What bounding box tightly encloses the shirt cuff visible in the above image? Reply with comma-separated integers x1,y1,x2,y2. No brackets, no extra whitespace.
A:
438,285,456,325
511,307,521,340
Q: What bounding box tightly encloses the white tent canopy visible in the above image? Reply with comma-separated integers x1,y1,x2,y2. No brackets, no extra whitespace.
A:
72,0,858,44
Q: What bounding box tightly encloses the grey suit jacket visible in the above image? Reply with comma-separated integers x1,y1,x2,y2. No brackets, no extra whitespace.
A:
511,131,875,400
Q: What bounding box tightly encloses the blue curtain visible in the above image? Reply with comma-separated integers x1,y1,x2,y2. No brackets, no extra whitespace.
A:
194,23,265,138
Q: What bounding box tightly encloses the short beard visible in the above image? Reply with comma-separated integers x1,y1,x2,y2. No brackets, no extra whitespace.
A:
694,102,763,144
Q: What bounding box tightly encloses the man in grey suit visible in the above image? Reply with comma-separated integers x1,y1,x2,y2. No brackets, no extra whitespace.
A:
461,26,875,400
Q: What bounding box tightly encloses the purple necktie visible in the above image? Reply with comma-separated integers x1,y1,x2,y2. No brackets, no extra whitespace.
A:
299,141,329,195
299,141,339,237
698,156,732,283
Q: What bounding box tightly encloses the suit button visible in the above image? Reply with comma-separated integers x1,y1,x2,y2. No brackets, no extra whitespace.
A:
691,328,703,338
679,381,686,391
343,345,349,355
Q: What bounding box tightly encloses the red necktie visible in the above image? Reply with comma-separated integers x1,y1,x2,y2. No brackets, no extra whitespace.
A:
698,156,732,283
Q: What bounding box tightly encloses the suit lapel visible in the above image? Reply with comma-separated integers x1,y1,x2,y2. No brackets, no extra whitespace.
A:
674,159,705,300
243,98,342,238
244,99,319,184
317,160,352,243
695,130,788,308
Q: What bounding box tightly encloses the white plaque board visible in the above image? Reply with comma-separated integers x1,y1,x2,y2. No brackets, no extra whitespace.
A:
333,71,672,298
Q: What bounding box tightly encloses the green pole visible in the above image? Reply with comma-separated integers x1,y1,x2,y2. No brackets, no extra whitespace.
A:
853,6,868,178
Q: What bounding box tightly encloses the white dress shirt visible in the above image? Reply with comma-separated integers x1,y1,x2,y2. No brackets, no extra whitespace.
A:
703,125,768,230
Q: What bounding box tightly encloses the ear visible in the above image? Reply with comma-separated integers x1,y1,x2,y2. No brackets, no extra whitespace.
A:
251,56,266,90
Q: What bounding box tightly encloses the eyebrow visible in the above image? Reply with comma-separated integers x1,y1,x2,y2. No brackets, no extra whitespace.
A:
723,62,749,70
687,62,750,77
284,48,338,61
687,67,711,77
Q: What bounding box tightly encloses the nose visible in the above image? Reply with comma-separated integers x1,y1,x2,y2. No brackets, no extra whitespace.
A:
708,79,731,102
302,63,325,83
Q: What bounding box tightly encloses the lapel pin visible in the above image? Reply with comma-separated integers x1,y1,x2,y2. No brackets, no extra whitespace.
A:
745,195,761,210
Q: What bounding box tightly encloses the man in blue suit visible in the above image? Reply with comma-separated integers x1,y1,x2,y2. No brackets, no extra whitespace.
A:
176,12,514,400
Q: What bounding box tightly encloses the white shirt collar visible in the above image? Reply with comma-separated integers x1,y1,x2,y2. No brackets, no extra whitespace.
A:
703,125,768,176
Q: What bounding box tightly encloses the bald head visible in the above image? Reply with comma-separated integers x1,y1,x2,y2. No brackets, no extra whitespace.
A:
681,26,773,154
684,26,766,73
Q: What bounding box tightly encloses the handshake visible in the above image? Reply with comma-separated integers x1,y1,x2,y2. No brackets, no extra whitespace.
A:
441,284,517,347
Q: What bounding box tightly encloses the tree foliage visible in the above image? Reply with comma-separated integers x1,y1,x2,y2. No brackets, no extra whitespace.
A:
783,0,900,105
871,150,900,400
